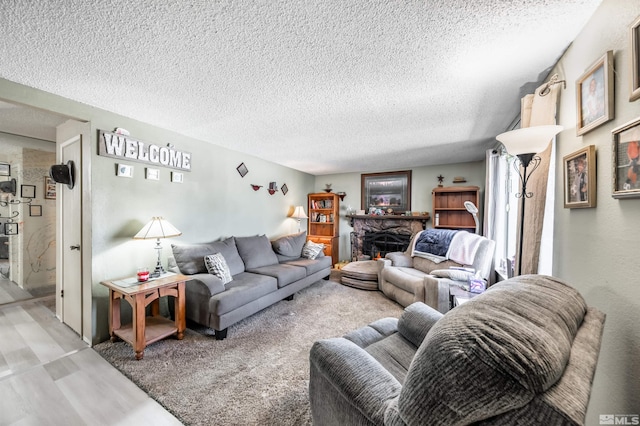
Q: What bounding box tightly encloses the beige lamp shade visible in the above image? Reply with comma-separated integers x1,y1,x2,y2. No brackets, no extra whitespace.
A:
134,217,182,239
496,125,563,155
290,206,308,219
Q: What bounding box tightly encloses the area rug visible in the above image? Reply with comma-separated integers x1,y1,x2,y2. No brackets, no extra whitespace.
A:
94,278,404,425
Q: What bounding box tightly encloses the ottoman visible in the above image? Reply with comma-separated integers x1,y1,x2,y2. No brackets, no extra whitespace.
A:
340,260,379,290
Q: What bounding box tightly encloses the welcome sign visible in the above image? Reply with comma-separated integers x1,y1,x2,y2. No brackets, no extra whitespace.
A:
98,130,192,171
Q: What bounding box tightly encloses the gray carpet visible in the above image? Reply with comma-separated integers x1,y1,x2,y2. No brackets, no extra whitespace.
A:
94,278,404,426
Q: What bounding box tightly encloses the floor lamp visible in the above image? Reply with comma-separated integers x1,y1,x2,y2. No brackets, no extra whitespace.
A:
496,125,563,276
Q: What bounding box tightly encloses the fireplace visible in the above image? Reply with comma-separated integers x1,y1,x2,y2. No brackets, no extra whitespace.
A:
347,214,430,261
361,231,412,259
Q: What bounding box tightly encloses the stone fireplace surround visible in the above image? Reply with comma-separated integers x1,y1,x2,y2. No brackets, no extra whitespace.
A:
347,214,430,261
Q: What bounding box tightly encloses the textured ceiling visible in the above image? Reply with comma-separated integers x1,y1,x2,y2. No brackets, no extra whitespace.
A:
0,0,602,175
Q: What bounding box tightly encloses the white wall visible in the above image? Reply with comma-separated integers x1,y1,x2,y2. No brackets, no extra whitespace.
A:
316,161,486,261
552,0,640,421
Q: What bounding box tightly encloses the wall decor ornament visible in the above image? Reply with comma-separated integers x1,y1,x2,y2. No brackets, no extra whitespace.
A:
361,171,412,212
116,163,134,178
171,172,184,183
576,50,614,136
630,15,640,102
0,163,10,176
563,145,596,208
4,222,18,235
250,184,262,191
268,182,278,195
146,168,160,180
236,162,248,177
98,129,192,171
612,116,640,199
29,204,42,217
44,176,56,199
21,184,36,199
281,183,288,195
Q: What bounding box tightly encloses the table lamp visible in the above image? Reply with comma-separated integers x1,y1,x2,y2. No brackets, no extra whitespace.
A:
290,206,308,232
134,216,182,277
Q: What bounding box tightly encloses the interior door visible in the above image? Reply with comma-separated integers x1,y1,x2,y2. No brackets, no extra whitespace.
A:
58,135,82,335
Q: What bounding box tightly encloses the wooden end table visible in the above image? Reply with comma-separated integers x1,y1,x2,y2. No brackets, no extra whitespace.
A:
101,273,187,360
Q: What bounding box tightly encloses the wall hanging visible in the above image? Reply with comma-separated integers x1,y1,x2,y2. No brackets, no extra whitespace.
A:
116,163,133,178
98,129,192,171
612,116,640,199
236,162,248,177
0,163,10,176
563,145,596,208
49,160,76,189
576,50,614,136
21,185,36,199
44,176,56,199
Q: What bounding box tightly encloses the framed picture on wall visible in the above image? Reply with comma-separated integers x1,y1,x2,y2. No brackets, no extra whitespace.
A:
576,50,614,136
4,223,18,235
0,163,10,176
630,15,640,101
29,205,42,217
612,116,640,199
563,145,596,208
361,170,412,213
44,176,56,199
21,184,36,199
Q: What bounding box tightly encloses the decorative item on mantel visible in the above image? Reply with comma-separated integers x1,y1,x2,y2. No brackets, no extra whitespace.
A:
268,182,278,195
250,184,262,191
324,183,332,192
437,175,444,187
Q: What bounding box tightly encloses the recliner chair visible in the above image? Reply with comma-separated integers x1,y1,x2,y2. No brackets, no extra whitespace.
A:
309,275,605,425
377,230,496,313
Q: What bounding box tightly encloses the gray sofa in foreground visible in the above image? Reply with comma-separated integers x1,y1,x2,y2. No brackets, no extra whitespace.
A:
170,232,330,339
310,275,605,425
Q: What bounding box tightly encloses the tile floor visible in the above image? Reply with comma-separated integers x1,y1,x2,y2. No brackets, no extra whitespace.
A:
0,278,182,425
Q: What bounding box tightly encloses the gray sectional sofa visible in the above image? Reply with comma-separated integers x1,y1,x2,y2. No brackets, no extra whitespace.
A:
169,232,331,339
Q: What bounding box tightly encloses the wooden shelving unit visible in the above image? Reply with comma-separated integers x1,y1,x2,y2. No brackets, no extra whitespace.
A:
432,186,479,232
307,192,340,266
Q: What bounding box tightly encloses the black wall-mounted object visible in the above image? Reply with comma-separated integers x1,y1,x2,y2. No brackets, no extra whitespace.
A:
0,178,17,196
49,160,75,189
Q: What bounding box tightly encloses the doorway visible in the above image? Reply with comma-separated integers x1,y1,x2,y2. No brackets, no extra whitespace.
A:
0,100,82,309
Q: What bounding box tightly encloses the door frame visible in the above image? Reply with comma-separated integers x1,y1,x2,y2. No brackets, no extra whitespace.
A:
56,120,92,344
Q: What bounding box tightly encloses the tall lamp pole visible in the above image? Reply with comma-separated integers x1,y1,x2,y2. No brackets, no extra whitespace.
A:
496,125,563,276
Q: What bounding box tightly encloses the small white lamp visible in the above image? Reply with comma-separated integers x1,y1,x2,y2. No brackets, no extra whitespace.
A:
290,206,308,232
134,217,182,277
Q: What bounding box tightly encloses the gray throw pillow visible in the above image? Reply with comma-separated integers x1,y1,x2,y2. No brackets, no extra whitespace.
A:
171,242,217,275
209,237,245,276
171,237,245,275
302,240,324,259
204,253,233,285
235,235,279,269
271,231,307,257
